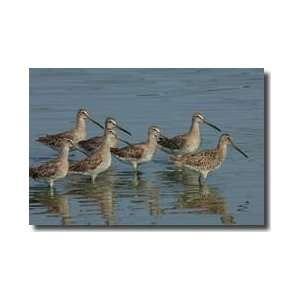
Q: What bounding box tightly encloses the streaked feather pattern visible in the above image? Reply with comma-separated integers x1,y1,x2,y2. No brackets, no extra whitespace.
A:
158,134,188,150
173,150,220,171
37,131,74,149
69,153,103,172
77,136,105,153
29,159,67,179
111,144,145,160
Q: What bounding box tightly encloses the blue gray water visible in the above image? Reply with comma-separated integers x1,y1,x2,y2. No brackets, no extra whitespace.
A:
29,68,264,226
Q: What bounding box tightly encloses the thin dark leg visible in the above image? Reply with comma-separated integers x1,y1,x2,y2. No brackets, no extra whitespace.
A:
198,174,203,186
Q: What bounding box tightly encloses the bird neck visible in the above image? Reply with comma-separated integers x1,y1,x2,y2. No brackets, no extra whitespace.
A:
58,145,70,161
189,119,200,137
147,134,158,148
217,140,228,161
75,116,86,132
103,134,115,149
105,128,116,135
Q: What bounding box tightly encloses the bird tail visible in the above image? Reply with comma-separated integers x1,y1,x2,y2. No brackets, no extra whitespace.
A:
29,167,38,179
110,147,120,155
36,136,49,144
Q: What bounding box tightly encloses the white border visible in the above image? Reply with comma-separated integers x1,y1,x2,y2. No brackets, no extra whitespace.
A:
1,1,299,300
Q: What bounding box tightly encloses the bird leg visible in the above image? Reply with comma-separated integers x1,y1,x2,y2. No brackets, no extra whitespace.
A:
132,162,143,175
198,174,203,186
49,179,54,189
199,172,208,186
132,162,138,172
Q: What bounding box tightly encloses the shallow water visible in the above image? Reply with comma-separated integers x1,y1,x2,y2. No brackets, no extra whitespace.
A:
29,68,264,226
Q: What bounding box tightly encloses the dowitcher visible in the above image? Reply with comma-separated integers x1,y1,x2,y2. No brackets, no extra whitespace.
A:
77,117,132,155
29,139,75,188
37,108,104,152
111,126,163,172
171,133,248,184
69,129,118,183
158,112,221,155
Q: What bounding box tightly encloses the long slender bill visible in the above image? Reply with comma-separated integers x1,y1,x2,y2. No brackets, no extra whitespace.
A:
232,143,248,158
88,116,104,129
117,125,132,136
159,133,169,140
205,120,222,132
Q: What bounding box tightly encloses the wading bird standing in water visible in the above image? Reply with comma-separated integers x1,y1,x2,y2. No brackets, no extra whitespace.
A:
111,126,164,173
37,108,104,152
69,129,124,183
158,112,221,155
171,133,248,184
77,117,132,155
29,139,75,188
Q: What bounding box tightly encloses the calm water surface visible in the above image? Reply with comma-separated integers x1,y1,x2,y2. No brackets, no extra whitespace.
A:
29,68,264,226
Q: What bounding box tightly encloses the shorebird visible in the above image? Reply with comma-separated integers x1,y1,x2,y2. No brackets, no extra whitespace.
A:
170,133,248,184
158,112,221,155
111,126,163,172
69,129,119,183
29,139,75,188
77,117,132,155
36,108,104,152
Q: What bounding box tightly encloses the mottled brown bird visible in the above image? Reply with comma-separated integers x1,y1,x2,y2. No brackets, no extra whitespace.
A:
171,133,248,184
158,112,221,155
77,117,131,155
29,139,74,188
37,108,104,152
111,126,163,172
69,129,117,183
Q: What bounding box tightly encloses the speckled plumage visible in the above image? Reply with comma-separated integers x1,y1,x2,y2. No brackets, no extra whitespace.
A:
111,144,145,160
30,159,68,179
171,133,248,184
158,134,190,151
77,135,109,153
69,130,116,183
111,126,161,172
29,139,74,188
37,109,103,152
77,117,131,155
158,112,221,155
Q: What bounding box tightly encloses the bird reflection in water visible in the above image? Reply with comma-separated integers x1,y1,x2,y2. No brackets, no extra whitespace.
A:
29,187,72,225
177,183,235,225
67,170,117,225
64,167,162,225
160,168,235,225
118,172,161,218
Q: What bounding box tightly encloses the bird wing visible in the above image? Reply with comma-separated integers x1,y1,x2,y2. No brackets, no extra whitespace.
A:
29,160,60,179
158,134,188,150
37,131,73,147
183,150,219,170
78,136,104,152
111,144,144,160
69,154,103,172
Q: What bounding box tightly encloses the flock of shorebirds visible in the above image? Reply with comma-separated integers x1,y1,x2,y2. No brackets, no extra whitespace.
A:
29,108,248,188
